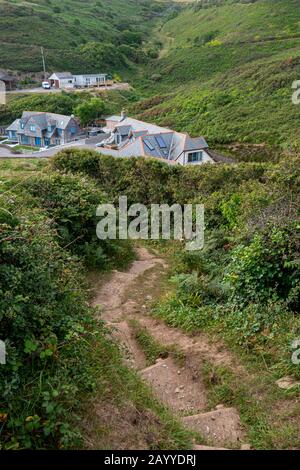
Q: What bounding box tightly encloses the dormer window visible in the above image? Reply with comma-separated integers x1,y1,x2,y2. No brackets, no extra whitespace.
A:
20,122,25,129
187,151,203,163
30,125,36,132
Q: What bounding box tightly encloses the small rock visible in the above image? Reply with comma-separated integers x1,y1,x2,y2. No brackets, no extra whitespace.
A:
276,376,300,390
241,444,251,450
175,388,180,394
177,371,181,375
216,404,225,410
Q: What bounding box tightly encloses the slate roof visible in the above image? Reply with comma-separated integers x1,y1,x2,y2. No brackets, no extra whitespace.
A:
101,114,233,165
205,149,235,164
6,119,20,132
141,132,174,160
0,74,16,82
21,111,73,130
184,135,208,151
49,72,73,79
115,125,132,136
106,115,124,123
7,111,76,135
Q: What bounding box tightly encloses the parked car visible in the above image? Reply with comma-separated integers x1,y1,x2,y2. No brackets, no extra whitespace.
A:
42,81,51,89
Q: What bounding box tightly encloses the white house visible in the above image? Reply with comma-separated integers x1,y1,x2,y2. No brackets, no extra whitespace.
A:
48,72,109,89
49,72,75,89
95,112,233,166
73,74,108,88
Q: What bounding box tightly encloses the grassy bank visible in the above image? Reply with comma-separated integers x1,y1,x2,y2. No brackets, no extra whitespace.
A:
0,158,192,449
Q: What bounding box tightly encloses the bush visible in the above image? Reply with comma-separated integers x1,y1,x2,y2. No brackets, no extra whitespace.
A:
22,172,134,269
0,192,100,449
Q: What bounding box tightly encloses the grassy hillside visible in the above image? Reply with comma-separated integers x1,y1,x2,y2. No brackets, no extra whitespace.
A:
0,0,175,74
133,0,300,150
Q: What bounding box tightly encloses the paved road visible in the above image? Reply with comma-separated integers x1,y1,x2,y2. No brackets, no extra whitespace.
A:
0,140,96,158
7,83,131,95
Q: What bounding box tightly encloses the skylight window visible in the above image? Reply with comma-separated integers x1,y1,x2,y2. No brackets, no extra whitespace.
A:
143,139,155,151
155,135,167,148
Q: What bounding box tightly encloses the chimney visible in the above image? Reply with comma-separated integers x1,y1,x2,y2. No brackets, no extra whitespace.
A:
121,108,126,121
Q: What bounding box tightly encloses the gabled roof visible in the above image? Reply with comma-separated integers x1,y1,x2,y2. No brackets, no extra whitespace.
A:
49,72,73,80
106,115,169,134
184,135,208,151
106,115,124,123
6,119,20,132
205,149,235,164
21,112,73,130
115,125,132,136
7,111,76,134
141,132,174,160
0,74,16,82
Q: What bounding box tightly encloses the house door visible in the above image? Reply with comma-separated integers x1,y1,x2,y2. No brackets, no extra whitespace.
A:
35,137,41,147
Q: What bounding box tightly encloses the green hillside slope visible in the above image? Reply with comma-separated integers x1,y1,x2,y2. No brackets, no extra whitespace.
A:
135,0,300,150
0,0,174,73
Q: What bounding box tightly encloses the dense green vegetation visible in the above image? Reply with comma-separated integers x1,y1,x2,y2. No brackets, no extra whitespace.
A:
1,144,299,449
2,0,300,152
52,149,300,360
0,159,192,450
0,0,175,73
1,0,300,451
133,0,300,150
0,89,141,126
51,148,300,448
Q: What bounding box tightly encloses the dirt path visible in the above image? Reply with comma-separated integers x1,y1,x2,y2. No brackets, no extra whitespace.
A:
92,246,248,450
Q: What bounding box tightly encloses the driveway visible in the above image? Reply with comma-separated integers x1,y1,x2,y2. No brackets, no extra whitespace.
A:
7,83,131,95
0,140,96,159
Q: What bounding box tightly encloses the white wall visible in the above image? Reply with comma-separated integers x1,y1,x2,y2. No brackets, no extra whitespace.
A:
73,75,106,87
177,150,213,166
60,78,75,89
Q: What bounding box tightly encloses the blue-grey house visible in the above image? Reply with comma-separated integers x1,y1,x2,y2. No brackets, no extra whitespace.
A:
6,111,81,147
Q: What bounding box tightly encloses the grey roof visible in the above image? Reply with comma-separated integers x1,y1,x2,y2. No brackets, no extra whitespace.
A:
141,132,174,160
73,74,107,78
115,125,132,136
86,133,110,145
6,119,20,132
106,115,124,122
7,112,76,137
132,130,148,138
50,72,73,79
21,112,73,130
0,74,16,82
184,136,208,151
205,149,235,164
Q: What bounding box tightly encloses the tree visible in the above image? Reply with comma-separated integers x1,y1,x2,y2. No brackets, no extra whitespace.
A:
74,97,106,126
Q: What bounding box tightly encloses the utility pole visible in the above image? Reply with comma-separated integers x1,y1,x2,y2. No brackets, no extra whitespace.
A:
41,47,47,81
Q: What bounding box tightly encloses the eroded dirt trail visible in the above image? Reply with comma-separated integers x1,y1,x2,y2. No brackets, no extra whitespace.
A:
93,246,246,449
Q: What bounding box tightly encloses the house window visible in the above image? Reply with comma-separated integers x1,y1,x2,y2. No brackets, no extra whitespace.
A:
70,127,77,134
21,135,30,145
30,125,36,132
20,122,25,129
187,151,203,163
9,131,16,139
